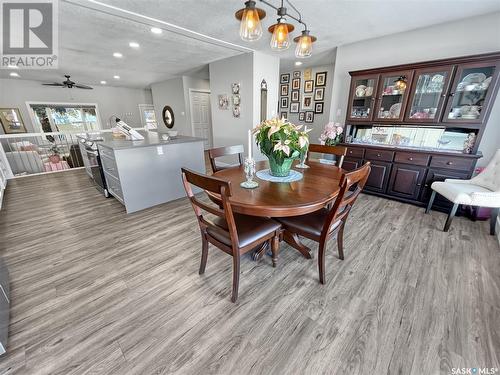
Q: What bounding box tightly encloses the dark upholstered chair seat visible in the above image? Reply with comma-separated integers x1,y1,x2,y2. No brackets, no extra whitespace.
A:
277,208,342,240
208,215,281,248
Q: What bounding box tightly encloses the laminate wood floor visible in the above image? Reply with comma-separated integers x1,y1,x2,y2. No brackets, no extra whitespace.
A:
0,170,499,375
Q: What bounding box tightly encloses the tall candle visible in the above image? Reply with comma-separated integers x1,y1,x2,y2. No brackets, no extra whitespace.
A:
248,129,252,160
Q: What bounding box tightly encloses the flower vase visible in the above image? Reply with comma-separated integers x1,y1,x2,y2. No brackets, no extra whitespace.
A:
267,154,295,177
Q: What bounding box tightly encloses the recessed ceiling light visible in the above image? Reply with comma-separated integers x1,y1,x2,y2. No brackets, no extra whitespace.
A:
129,42,140,48
150,27,162,34
9,72,20,77
295,61,303,66
113,75,120,80
100,80,107,85
113,52,123,58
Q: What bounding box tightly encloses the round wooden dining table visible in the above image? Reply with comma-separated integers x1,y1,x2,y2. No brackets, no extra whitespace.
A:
208,159,343,217
207,159,344,260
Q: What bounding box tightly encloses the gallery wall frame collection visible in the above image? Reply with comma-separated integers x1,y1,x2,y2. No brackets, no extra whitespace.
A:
219,82,241,118
279,70,329,123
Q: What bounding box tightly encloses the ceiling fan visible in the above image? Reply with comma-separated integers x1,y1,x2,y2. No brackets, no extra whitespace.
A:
42,75,93,89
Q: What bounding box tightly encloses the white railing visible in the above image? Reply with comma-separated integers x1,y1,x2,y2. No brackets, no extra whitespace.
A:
0,130,116,178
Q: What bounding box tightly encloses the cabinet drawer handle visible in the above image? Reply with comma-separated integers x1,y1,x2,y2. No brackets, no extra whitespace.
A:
447,161,453,165
408,157,413,161
416,183,421,186
449,92,455,97
377,153,381,157
349,150,353,154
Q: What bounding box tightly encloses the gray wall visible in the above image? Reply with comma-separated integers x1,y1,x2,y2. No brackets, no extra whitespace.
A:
209,51,279,160
151,76,210,136
280,64,335,144
329,12,500,167
0,78,152,133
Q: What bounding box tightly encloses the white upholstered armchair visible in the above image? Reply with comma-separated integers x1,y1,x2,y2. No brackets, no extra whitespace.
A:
426,149,500,235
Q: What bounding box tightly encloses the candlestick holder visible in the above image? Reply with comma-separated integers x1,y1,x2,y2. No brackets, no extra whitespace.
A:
240,157,259,189
296,150,310,169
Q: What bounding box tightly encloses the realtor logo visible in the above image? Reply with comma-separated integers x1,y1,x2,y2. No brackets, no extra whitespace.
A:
1,0,58,69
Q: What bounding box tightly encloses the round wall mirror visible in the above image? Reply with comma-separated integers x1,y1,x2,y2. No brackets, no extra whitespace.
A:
162,106,175,128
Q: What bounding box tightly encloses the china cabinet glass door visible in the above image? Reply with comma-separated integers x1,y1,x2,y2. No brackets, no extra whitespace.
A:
444,61,499,124
347,74,378,122
404,66,454,123
374,70,413,122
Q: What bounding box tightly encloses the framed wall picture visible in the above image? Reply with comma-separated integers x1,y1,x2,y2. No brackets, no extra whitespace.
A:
0,108,26,134
232,94,241,106
281,112,288,120
290,102,299,113
292,78,300,90
304,80,314,93
291,90,299,102
280,97,289,108
315,102,324,114
298,112,305,121
218,94,229,110
314,87,325,101
233,106,240,118
315,71,327,87
293,71,301,78
162,106,175,128
302,95,313,110
232,83,240,94
280,84,289,96
280,73,290,84
305,111,314,123
304,68,312,80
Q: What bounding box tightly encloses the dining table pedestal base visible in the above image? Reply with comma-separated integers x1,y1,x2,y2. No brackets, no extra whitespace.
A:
283,231,313,259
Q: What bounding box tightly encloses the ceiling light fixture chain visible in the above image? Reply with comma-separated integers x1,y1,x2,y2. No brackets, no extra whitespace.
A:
235,0,317,57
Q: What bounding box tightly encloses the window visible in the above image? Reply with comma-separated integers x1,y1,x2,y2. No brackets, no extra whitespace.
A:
30,104,101,133
139,104,157,129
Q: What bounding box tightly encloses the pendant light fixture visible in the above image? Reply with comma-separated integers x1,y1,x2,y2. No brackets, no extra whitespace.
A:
235,1,266,42
394,76,408,91
269,17,294,50
293,29,316,58
235,0,318,56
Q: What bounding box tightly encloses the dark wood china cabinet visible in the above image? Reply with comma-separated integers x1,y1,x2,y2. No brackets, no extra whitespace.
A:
342,52,500,210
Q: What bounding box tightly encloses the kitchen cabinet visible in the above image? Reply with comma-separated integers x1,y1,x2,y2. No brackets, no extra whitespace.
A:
343,157,363,172
387,164,426,200
364,161,392,193
404,65,454,123
346,74,379,122
374,70,414,122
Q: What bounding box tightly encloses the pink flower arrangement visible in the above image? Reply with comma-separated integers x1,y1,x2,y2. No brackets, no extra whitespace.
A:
319,122,343,146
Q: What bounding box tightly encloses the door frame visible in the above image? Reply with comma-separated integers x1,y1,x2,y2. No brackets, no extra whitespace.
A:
188,89,213,149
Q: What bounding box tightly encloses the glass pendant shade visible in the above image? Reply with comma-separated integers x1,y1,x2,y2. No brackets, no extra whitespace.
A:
239,7,263,41
270,20,291,50
294,30,316,58
295,34,312,58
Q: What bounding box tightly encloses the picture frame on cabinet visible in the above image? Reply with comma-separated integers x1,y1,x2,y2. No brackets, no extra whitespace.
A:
314,87,325,101
281,112,288,120
280,73,290,84
280,97,289,108
305,111,314,123
302,95,313,110
291,90,300,102
315,102,324,114
298,112,305,121
315,71,327,87
290,102,299,113
304,80,314,93
293,71,301,78
292,78,300,90
280,84,289,96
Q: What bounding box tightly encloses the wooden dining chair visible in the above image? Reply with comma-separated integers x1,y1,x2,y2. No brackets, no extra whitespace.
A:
306,144,348,168
208,145,244,173
181,168,281,302
276,163,371,284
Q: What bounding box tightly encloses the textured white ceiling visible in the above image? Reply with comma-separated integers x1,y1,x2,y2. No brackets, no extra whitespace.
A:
1,0,500,88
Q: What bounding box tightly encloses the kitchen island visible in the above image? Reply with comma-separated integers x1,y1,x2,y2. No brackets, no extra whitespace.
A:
97,132,205,213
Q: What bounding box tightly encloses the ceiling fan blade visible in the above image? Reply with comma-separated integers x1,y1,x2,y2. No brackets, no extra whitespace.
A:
74,84,93,90
42,83,65,86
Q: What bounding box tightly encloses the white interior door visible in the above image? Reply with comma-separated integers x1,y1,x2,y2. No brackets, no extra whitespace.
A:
190,91,212,149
